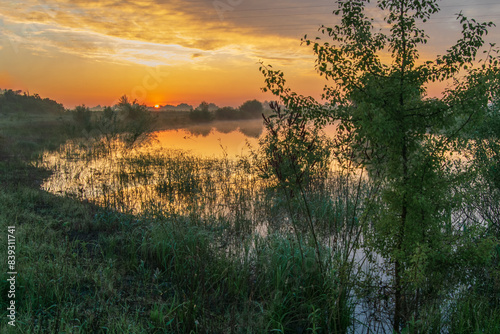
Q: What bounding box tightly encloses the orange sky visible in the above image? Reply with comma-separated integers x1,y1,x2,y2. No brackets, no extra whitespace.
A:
1,0,499,109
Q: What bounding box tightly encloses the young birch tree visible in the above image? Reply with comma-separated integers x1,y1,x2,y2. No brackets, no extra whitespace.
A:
260,0,499,332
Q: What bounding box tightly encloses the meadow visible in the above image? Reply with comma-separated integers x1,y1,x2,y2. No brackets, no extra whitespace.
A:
0,104,356,333
0,91,499,334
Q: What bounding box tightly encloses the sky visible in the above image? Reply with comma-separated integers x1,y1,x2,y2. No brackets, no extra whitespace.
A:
0,0,499,109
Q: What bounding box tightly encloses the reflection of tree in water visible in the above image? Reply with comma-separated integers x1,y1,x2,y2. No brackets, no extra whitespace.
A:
238,123,263,138
214,121,239,134
184,125,213,137
184,120,263,138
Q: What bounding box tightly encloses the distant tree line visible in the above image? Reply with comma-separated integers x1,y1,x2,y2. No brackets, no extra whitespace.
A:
189,99,265,122
0,89,64,114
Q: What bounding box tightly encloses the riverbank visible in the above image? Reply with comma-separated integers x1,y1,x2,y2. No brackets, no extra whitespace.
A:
0,113,351,333
1,109,499,333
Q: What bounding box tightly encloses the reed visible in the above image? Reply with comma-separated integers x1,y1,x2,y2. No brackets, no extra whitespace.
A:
2,112,498,333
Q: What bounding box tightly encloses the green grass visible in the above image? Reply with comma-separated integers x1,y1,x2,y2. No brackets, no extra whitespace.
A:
0,170,352,332
0,114,355,333
1,112,499,333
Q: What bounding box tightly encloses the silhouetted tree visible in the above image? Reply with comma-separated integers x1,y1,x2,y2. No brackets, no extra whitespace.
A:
0,89,64,114
215,106,239,120
189,101,214,122
71,105,92,133
239,99,263,119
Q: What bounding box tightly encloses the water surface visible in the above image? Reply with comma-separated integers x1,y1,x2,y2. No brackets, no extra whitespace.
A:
39,120,267,217
152,119,263,158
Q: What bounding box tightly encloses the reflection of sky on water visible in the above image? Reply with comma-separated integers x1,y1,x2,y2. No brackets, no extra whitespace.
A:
152,119,337,159
39,122,269,218
153,120,263,159
39,119,340,211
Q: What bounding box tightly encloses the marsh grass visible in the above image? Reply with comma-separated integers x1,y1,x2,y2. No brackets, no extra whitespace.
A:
2,112,498,333
0,130,363,333
40,139,267,231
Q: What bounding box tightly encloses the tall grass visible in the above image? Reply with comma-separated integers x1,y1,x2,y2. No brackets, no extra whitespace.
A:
23,136,364,333
3,110,498,333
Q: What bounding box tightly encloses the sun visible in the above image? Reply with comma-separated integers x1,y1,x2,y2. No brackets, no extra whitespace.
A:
154,104,160,109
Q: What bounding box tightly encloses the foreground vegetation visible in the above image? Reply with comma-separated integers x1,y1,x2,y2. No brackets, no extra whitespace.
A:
257,0,500,332
1,95,499,333
0,105,359,332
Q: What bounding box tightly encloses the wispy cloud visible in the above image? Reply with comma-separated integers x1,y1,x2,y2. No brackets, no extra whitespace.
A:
1,0,320,68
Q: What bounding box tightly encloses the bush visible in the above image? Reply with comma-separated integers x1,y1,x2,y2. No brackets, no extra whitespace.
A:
189,101,213,122
0,89,64,114
71,105,92,133
215,106,240,120
240,99,263,119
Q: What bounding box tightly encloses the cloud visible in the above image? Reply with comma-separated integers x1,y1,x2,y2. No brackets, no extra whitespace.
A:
0,0,318,67
2,0,497,93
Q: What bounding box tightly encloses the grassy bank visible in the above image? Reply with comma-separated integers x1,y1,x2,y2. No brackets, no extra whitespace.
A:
1,109,499,333
0,114,353,333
